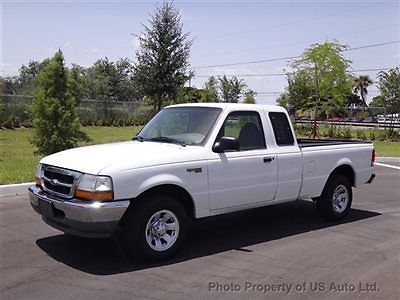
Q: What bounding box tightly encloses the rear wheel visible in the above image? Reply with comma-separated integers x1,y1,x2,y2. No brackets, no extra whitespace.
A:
317,176,352,221
122,194,188,261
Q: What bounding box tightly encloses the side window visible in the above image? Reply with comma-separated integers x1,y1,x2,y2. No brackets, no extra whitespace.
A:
217,111,266,150
269,112,295,146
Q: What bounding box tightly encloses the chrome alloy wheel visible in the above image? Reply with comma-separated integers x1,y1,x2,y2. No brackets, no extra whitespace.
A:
145,210,180,252
332,184,349,213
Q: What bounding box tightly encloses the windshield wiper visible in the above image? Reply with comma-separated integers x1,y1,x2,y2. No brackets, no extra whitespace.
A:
132,135,145,142
149,136,186,147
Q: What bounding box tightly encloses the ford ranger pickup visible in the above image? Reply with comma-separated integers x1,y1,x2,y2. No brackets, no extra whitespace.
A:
29,103,375,260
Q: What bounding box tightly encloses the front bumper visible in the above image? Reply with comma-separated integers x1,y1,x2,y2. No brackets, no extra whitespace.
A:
29,185,130,238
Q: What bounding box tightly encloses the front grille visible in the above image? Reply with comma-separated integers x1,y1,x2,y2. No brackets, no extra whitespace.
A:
41,165,81,199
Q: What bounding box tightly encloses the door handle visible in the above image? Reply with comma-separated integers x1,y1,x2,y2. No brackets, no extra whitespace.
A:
263,157,274,163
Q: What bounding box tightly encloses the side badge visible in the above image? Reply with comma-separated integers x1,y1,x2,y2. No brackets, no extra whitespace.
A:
187,168,202,174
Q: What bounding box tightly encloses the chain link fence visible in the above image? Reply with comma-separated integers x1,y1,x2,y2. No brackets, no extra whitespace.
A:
0,94,151,127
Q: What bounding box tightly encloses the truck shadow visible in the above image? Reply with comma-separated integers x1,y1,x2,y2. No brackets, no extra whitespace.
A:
36,200,380,275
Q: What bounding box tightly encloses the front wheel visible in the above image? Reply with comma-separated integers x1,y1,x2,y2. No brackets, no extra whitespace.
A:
121,194,188,261
316,176,352,221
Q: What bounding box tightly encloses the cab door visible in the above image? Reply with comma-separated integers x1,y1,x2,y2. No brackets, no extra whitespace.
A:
207,111,277,210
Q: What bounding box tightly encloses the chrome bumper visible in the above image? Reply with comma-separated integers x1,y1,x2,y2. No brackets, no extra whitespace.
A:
29,185,130,237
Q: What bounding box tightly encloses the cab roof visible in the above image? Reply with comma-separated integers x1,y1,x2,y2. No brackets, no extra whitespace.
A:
166,102,287,113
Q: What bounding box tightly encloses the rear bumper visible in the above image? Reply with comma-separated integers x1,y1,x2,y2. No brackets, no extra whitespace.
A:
28,185,130,238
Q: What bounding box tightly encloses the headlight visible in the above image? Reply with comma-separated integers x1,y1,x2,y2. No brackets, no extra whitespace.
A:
35,163,42,186
75,174,113,201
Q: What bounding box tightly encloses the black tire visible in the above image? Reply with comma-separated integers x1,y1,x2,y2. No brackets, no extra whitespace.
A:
121,194,188,261
316,175,352,221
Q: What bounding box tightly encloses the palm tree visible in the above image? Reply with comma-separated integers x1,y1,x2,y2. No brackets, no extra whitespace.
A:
353,75,373,115
218,75,246,103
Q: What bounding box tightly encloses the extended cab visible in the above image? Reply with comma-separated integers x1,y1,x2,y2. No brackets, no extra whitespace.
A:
29,103,375,260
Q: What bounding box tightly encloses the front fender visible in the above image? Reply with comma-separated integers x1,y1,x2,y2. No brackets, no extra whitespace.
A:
137,174,187,195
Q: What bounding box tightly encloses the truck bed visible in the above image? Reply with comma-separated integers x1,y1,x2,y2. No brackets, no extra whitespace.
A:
298,139,372,148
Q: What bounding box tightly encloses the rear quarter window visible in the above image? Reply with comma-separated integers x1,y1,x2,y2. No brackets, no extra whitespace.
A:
269,112,295,146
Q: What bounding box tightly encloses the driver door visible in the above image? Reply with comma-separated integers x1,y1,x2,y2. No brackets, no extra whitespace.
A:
207,111,277,211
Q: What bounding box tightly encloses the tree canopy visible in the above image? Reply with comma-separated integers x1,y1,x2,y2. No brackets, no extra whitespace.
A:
377,67,400,113
133,2,192,113
218,75,247,103
287,42,352,137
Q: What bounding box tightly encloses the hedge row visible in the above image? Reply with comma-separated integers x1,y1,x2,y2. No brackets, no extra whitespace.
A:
294,124,400,142
0,103,152,128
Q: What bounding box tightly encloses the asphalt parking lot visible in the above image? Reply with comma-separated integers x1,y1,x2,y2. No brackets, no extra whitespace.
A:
1,165,399,300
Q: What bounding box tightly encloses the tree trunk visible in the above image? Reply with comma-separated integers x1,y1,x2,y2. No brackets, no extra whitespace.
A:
361,90,373,117
311,103,318,139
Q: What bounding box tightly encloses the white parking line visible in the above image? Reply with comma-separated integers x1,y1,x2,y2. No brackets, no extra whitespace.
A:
375,162,400,170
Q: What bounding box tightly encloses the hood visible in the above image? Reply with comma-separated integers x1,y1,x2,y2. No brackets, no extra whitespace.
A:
40,141,206,175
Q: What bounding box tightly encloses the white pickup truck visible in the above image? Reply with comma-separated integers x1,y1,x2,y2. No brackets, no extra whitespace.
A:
29,103,375,260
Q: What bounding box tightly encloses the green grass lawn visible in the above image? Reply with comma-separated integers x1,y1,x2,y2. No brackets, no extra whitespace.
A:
1,126,399,184
373,141,400,157
0,126,141,184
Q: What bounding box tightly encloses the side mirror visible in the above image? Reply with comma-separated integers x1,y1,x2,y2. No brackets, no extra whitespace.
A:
213,136,240,153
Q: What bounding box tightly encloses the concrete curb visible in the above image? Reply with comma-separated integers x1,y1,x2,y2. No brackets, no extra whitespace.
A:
0,156,398,197
376,157,400,163
1,182,34,197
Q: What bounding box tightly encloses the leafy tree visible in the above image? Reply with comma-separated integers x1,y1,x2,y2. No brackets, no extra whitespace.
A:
68,64,86,105
85,58,117,100
202,76,219,102
0,60,49,95
0,76,18,94
17,60,50,95
219,75,247,103
290,42,352,138
84,57,136,101
369,95,385,107
31,50,88,155
285,71,315,112
276,92,290,110
177,86,203,103
113,58,137,101
377,67,400,113
133,2,192,113
243,90,256,104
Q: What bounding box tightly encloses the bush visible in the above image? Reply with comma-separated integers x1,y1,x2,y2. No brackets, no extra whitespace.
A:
294,124,312,137
356,130,367,140
31,50,89,155
340,127,352,139
0,102,32,128
78,107,97,126
327,126,336,138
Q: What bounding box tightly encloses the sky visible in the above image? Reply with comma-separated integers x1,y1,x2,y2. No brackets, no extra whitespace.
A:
2,0,400,105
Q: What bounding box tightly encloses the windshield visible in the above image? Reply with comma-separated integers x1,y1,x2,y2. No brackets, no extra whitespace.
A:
137,107,222,145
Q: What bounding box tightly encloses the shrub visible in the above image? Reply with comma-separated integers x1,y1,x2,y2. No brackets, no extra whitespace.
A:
31,50,89,155
356,130,367,140
327,126,336,138
341,127,352,139
294,124,312,137
369,131,376,140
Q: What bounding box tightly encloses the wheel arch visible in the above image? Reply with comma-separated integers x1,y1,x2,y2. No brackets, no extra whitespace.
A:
120,184,196,226
327,164,355,187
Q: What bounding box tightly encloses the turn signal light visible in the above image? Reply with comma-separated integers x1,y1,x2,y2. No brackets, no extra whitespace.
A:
35,176,41,187
75,189,113,201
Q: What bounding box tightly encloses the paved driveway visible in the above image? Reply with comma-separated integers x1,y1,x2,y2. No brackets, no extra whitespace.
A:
1,165,399,299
